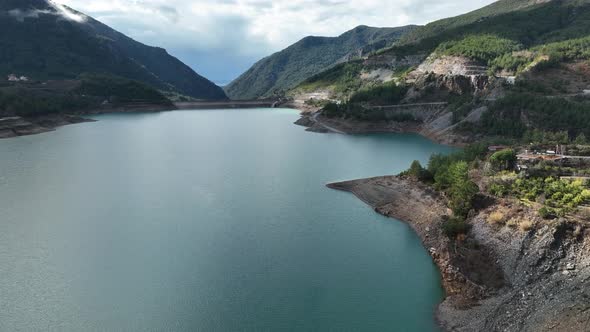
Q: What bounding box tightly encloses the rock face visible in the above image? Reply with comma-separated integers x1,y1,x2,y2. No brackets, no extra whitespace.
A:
449,214,590,332
406,56,493,100
328,176,590,332
416,56,488,76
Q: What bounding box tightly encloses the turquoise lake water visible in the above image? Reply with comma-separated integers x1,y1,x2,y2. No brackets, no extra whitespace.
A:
0,109,455,331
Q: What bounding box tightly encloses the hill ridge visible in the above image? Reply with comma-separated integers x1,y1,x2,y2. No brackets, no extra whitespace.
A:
0,0,227,100
225,25,417,100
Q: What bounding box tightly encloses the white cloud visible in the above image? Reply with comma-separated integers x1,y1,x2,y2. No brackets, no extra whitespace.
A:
9,1,87,23
52,0,496,55
50,1,88,22
47,0,496,82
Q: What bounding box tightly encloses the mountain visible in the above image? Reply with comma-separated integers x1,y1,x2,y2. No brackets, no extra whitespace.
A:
225,25,417,100
291,0,590,98
288,0,590,145
397,0,557,46
0,0,226,100
346,0,590,65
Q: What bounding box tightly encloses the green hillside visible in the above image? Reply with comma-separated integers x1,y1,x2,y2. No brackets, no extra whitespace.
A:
379,0,590,58
285,0,590,144
291,0,590,95
0,74,172,117
0,0,227,100
225,25,417,100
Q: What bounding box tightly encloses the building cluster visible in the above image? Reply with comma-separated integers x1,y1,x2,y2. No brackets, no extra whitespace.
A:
7,74,29,82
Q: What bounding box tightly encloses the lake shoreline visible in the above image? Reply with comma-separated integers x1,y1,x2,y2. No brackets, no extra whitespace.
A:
8,106,587,330
0,103,175,140
0,101,283,140
326,176,493,330
292,111,468,147
328,176,590,331
1,109,450,331
0,114,95,139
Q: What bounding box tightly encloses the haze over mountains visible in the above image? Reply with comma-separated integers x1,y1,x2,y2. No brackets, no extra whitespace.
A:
0,0,227,100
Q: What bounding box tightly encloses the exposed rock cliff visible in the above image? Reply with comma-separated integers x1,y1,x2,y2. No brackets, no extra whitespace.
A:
328,176,590,332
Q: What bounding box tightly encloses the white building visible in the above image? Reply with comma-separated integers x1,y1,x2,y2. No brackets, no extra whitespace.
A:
7,74,29,82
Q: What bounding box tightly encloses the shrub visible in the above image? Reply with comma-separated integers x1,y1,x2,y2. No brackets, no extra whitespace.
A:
539,206,556,219
442,217,471,239
404,160,433,182
435,34,521,65
480,93,590,139
489,182,510,197
489,149,517,171
574,133,588,145
323,102,342,118
447,162,480,218
348,81,407,105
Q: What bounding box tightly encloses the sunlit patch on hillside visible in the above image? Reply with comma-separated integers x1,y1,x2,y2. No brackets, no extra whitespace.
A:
6,0,86,23
49,1,87,22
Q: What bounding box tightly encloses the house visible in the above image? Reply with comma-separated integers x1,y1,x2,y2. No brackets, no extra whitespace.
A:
7,74,29,82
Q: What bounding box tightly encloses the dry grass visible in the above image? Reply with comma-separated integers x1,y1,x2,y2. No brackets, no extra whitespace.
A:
488,211,506,225
518,219,534,232
506,218,518,228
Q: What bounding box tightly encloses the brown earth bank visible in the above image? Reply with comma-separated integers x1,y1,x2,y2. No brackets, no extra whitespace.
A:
328,176,590,332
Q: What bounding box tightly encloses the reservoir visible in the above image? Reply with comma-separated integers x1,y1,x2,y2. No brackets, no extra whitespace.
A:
0,109,455,331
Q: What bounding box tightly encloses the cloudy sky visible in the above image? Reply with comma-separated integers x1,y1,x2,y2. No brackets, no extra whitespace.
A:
54,0,496,84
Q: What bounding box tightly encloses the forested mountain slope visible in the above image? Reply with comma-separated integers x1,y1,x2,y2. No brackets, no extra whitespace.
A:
0,0,227,100
225,25,417,100
290,0,590,145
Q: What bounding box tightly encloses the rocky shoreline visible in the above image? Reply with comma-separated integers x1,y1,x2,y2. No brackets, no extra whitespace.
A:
328,176,590,332
293,111,471,147
0,103,175,140
0,101,289,140
0,114,95,139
